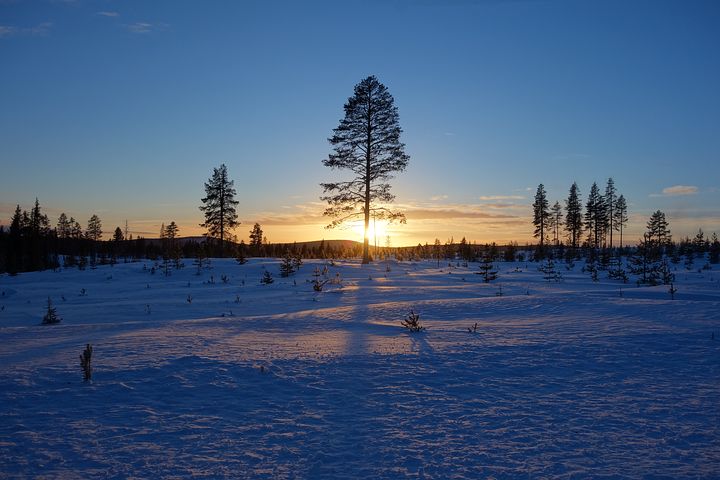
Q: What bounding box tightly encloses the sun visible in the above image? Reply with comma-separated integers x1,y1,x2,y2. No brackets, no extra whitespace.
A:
350,219,389,243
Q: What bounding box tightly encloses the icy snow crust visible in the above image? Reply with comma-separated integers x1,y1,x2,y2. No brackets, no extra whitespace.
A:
0,259,718,478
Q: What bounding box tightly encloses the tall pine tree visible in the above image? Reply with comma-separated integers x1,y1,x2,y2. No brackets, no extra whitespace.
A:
549,201,563,246
614,194,628,248
565,182,583,249
321,75,410,264
199,164,239,257
584,182,606,249
604,178,617,248
532,184,550,249
249,223,263,256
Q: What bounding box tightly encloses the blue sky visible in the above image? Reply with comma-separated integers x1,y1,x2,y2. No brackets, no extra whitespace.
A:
1,0,719,245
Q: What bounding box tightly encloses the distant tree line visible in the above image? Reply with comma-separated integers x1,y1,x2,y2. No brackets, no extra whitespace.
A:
532,178,628,257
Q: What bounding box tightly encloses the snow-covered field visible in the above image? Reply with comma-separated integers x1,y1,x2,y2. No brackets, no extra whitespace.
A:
1,258,718,479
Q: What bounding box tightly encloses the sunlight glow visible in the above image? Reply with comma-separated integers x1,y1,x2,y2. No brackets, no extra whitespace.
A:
351,219,389,244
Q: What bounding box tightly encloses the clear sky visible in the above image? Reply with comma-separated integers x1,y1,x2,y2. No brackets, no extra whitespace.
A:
1,0,719,246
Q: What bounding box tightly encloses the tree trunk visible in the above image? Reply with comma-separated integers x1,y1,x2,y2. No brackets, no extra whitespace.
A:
362,92,372,264
362,153,371,264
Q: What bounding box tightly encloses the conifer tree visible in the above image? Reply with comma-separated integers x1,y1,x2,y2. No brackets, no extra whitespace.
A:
280,250,295,277
565,182,583,249
549,201,563,246
477,253,498,282
532,184,550,248
584,182,606,249
42,297,61,325
199,164,239,257
70,218,83,239
646,210,671,259
57,213,71,239
605,178,617,248
165,221,179,240
249,223,263,256
614,194,628,248
86,215,103,241
6,205,22,275
709,232,720,264
321,75,410,264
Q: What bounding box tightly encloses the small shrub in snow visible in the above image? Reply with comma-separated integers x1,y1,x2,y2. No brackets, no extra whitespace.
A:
669,283,677,300
80,344,92,382
221,274,229,284
187,294,192,304
539,260,562,282
41,297,62,325
402,309,425,332
468,322,478,333
280,251,297,277
477,254,498,283
311,267,329,292
261,271,274,285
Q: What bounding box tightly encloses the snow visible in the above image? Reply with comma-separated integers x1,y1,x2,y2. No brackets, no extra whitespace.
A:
1,258,719,478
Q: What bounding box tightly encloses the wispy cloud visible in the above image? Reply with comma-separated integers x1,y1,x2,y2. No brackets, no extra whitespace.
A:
430,194,448,201
124,22,169,34
97,11,120,17
650,185,699,197
0,21,52,38
479,195,525,201
0,26,16,37
663,185,698,196
403,207,517,220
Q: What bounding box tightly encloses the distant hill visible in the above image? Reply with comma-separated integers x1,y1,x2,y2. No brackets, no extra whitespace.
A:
140,236,363,250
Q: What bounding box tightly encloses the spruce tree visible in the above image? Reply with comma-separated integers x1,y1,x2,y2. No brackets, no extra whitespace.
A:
199,164,239,257
564,182,583,250
42,297,61,325
321,75,410,264
477,253,498,282
584,182,606,249
280,250,295,277
532,184,550,249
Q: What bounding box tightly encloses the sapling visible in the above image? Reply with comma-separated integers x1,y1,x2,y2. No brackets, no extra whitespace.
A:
669,283,677,300
468,322,478,333
80,344,92,381
42,297,62,325
260,271,274,285
401,309,425,332
187,294,192,304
